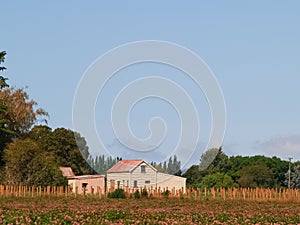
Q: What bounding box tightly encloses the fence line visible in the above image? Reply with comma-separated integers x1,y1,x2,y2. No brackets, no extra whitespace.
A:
0,185,300,202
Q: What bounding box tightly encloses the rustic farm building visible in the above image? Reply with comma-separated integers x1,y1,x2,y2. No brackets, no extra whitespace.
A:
60,167,105,195
107,160,186,193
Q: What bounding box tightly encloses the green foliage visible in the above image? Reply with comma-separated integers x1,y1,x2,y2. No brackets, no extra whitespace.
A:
200,147,230,174
184,148,292,189
108,189,125,199
134,190,140,199
0,87,48,166
182,165,205,187
0,51,8,88
0,51,11,166
103,210,127,222
3,138,67,186
150,155,182,175
228,155,288,187
237,164,274,188
199,148,220,171
88,155,120,174
162,189,170,198
141,188,148,198
36,127,92,175
167,155,181,175
200,172,237,189
285,165,300,189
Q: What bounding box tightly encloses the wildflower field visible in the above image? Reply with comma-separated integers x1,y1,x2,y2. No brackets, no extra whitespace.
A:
0,197,300,225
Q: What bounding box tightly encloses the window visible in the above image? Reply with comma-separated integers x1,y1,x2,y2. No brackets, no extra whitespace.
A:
82,183,88,188
141,165,146,173
134,180,137,188
145,180,150,184
117,181,120,188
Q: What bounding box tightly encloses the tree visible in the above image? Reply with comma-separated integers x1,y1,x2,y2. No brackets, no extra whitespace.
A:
0,87,48,166
39,128,92,175
0,51,9,89
183,165,205,187
28,125,52,142
237,164,274,188
0,51,12,148
200,172,237,189
3,138,67,186
150,161,165,173
0,87,48,135
87,154,120,174
166,155,181,175
285,165,300,189
199,147,229,173
227,155,288,187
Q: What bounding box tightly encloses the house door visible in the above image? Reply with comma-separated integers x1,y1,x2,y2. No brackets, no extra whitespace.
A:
133,180,137,188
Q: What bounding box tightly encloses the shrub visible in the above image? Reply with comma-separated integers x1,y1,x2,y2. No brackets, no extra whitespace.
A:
134,190,140,199
108,189,125,199
162,190,170,198
141,188,148,198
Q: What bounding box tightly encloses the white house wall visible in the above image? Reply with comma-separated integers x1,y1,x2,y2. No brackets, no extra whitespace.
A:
130,162,157,188
107,172,130,189
157,172,186,193
107,161,186,193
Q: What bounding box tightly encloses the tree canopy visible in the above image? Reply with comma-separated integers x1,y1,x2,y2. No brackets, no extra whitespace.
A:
183,148,295,189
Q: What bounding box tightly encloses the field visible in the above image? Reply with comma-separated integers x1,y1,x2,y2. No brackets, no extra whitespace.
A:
1,197,300,225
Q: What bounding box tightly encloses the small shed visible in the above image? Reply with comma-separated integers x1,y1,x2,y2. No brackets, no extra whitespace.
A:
68,175,105,195
60,167,105,195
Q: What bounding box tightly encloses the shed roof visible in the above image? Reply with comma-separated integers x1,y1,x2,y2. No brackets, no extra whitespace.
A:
107,160,149,173
69,175,105,180
59,167,75,178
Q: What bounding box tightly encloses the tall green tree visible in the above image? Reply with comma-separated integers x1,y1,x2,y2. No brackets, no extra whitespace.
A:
0,51,13,166
0,87,48,166
0,51,9,133
200,172,237,189
39,127,92,175
199,147,229,173
88,154,120,174
0,51,9,89
183,165,205,187
285,165,300,189
237,164,274,188
4,138,67,186
166,155,181,175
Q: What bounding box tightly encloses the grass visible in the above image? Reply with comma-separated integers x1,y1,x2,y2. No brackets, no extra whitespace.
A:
0,197,300,224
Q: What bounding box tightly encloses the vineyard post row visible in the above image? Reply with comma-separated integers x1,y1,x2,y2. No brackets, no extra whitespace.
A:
0,185,299,202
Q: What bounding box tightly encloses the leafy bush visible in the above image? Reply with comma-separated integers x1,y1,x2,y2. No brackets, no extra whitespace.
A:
162,190,170,198
134,190,140,199
108,189,125,199
141,188,148,198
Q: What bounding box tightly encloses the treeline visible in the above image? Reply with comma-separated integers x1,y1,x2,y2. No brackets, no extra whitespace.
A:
150,155,181,175
183,148,300,189
88,155,121,174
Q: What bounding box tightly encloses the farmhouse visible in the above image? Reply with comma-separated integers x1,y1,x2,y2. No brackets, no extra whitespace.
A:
60,167,105,195
107,160,186,193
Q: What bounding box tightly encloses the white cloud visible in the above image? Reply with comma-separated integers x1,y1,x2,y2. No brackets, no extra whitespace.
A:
254,135,300,161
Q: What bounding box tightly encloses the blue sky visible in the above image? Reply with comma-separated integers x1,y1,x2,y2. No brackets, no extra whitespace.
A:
2,1,300,167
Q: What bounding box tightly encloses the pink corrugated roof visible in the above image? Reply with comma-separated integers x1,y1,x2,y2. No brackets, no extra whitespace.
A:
59,167,75,178
107,160,144,173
